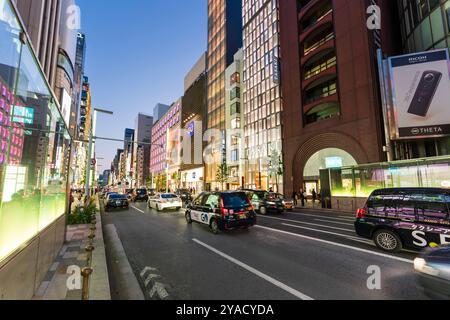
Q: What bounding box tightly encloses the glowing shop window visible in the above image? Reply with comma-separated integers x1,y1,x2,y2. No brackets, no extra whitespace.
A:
2,165,27,202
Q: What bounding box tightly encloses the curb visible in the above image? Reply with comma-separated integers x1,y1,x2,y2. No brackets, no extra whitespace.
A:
89,196,111,300
103,224,145,300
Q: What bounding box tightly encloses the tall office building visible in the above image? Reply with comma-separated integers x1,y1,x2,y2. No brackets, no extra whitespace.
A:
13,0,63,88
242,0,284,192
123,128,135,186
225,49,244,190
181,54,207,193
133,113,153,188
153,103,170,124
279,0,399,196
74,32,86,137
205,0,243,189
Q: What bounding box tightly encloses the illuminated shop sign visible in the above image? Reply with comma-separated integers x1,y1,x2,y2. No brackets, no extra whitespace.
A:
325,157,343,168
187,122,195,137
12,106,34,124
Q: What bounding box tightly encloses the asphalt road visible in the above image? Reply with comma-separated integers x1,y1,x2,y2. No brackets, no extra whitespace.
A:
102,201,428,300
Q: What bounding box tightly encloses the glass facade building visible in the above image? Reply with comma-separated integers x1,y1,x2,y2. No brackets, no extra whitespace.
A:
398,0,450,53
396,0,450,159
205,0,242,189
0,0,71,263
242,0,284,192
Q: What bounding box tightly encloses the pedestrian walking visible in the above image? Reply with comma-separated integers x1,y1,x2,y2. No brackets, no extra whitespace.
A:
312,189,317,207
292,191,298,206
299,188,306,207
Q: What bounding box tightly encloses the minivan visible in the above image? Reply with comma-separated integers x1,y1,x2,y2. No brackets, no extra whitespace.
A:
355,188,450,252
185,191,257,234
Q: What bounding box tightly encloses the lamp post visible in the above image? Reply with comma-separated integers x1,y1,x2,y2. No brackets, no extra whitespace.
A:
85,108,114,197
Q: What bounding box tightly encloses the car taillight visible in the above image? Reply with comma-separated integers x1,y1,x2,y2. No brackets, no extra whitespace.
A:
220,198,228,216
246,196,255,211
356,208,366,219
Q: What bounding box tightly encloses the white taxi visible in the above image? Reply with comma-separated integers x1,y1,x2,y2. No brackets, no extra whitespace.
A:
148,193,183,212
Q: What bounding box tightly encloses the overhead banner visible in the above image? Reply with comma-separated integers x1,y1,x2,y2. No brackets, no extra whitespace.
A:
388,49,450,139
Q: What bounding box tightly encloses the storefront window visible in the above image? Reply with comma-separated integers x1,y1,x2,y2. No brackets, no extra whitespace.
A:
330,157,450,198
0,0,70,263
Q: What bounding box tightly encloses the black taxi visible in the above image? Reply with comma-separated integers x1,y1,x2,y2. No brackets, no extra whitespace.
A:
185,191,257,234
355,188,450,252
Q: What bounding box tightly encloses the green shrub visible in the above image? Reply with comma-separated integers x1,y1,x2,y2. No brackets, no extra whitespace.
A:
68,197,97,225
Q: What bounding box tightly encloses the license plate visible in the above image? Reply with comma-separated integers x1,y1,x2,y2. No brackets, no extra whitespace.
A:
116,201,121,205
239,214,246,220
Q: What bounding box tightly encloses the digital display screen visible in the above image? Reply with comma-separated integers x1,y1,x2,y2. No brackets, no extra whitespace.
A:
326,157,343,168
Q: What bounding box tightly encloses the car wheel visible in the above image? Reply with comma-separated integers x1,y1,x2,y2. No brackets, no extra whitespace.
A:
157,204,162,212
185,212,192,224
373,229,402,253
259,206,267,215
210,219,219,235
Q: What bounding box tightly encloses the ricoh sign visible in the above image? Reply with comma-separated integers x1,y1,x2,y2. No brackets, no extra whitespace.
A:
385,49,450,140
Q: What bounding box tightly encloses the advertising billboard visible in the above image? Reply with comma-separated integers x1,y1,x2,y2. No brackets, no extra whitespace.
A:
388,49,450,139
60,88,72,128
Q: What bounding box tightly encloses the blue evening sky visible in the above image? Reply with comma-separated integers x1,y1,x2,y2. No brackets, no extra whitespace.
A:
77,0,207,172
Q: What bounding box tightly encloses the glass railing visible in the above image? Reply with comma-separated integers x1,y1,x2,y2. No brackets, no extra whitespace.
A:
304,32,334,56
301,8,333,33
304,83,337,104
304,56,336,80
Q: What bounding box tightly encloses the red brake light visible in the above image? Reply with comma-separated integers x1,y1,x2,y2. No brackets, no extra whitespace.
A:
356,208,366,219
247,196,255,211
220,197,227,216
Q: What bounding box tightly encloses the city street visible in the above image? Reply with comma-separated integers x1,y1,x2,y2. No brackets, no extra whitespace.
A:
102,202,428,300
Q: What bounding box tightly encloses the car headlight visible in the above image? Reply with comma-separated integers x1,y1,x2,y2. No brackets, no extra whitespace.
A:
414,258,427,272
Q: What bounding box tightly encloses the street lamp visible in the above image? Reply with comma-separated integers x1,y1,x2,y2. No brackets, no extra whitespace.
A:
85,108,114,197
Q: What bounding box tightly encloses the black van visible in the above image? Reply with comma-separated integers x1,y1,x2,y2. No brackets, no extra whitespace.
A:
185,191,257,234
355,188,450,252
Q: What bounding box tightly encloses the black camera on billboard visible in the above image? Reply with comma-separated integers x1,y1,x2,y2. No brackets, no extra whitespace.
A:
408,70,442,117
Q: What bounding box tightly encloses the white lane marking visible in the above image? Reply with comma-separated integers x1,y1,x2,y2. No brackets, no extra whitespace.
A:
259,215,354,232
282,223,362,240
314,219,354,226
255,225,414,264
144,274,161,287
140,267,158,278
290,212,354,222
131,206,145,214
193,238,314,300
149,282,169,299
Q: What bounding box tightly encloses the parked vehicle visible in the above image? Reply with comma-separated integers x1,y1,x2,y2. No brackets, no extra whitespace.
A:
242,189,284,215
414,244,450,300
148,193,183,211
355,188,450,252
133,188,149,202
105,194,129,211
176,189,193,203
103,192,118,206
272,193,295,211
125,189,134,201
185,191,257,234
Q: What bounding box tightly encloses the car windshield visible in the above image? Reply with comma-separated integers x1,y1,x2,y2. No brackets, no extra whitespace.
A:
161,194,178,199
110,194,126,200
222,193,250,208
137,189,147,194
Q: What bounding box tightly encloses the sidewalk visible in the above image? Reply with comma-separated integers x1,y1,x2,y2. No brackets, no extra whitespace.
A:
33,196,111,300
293,201,354,215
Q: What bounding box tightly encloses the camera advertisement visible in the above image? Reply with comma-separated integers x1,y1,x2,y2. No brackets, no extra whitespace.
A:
388,49,450,139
